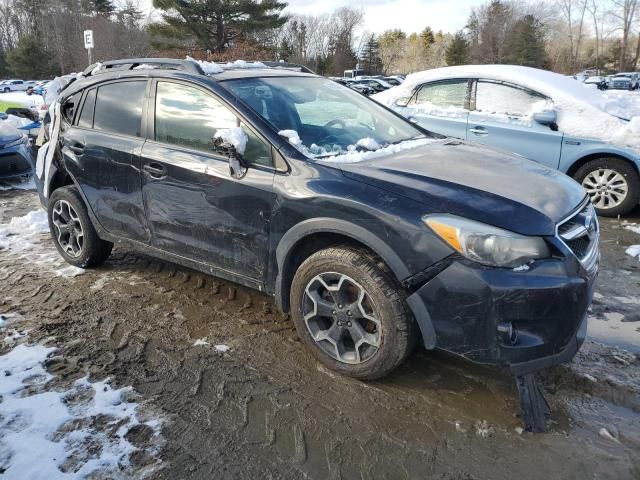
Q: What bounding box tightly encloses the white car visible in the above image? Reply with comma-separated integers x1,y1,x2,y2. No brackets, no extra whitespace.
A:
1,80,28,93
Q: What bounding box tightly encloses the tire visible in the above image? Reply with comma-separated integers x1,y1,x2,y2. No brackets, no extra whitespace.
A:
2,87,8,93
47,186,113,268
573,157,639,217
290,246,418,380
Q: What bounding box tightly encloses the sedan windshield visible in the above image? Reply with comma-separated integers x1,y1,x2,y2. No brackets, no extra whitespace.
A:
221,76,431,158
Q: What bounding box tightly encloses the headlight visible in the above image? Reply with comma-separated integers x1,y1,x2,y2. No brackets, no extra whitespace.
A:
3,135,27,148
423,215,550,268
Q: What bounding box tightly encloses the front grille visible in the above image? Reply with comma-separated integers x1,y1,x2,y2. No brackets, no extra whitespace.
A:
556,201,599,269
612,81,630,88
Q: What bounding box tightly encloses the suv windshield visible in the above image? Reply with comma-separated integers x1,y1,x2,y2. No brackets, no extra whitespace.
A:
221,76,430,158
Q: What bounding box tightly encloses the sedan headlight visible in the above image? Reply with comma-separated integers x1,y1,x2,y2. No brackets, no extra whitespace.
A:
423,215,550,268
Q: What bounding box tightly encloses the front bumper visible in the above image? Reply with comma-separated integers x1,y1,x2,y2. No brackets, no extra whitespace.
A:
406,252,596,372
0,144,33,179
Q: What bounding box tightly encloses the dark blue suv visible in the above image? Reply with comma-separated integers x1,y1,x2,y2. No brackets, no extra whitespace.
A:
36,58,598,428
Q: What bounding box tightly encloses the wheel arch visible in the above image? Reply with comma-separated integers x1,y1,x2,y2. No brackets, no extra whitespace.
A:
566,152,639,179
274,218,411,314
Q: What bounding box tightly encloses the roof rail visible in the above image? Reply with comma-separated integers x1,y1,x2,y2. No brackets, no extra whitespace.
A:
83,58,204,77
259,61,315,74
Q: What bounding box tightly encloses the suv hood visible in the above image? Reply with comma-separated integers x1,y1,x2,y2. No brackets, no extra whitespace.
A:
337,140,585,236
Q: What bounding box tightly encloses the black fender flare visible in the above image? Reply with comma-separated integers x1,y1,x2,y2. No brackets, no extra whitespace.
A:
274,217,437,349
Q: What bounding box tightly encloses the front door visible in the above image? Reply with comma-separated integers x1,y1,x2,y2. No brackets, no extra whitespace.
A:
140,80,275,282
467,80,563,169
402,79,470,139
61,80,150,242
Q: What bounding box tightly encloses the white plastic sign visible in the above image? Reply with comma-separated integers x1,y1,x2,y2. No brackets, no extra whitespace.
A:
84,30,94,49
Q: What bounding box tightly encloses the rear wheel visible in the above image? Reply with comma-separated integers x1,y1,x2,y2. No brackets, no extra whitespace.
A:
574,158,639,216
290,246,418,380
48,186,113,268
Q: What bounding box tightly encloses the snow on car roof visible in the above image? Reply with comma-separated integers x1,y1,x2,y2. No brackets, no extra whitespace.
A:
373,65,640,151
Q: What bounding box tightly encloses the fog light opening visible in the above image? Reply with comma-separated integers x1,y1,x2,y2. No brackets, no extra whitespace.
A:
497,322,518,345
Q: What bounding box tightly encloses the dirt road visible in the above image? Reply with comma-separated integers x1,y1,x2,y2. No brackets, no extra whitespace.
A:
1,187,639,479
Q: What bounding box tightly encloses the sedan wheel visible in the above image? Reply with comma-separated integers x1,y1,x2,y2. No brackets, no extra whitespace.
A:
581,168,628,210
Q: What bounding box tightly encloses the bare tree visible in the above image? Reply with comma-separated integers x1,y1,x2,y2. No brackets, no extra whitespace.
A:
609,0,639,70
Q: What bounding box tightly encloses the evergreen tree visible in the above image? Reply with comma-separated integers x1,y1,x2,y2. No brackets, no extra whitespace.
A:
6,34,59,78
503,15,547,67
150,0,288,53
359,34,382,74
420,27,435,49
445,31,469,66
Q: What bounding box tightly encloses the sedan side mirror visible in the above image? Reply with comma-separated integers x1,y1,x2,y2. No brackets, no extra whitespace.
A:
395,97,410,107
212,137,247,179
532,109,559,132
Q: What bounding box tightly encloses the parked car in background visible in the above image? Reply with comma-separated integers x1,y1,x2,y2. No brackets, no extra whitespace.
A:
352,78,391,93
584,76,607,90
1,80,28,92
375,65,640,216
610,72,639,90
0,119,32,179
384,76,405,86
34,59,597,433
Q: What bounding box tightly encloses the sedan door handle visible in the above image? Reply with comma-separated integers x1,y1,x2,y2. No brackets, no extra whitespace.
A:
469,127,489,137
143,162,167,179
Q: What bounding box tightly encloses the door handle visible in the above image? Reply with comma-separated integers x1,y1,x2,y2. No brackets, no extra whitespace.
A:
469,127,489,137
67,142,85,154
143,162,167,179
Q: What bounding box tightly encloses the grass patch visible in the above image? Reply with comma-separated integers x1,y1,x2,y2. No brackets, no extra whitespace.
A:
0,101,24,112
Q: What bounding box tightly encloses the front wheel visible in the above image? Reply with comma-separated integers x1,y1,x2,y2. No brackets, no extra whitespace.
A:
47,186,113,268
574,158,639,216
290,246,418,380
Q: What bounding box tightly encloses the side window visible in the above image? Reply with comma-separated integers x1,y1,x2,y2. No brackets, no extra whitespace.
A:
414,80,468,109
94,81,146,137
475,81,546,117
78,88,96,128
62,92,81,123
155,82,271,166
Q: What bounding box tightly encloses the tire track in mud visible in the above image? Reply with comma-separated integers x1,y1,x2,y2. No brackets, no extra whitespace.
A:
1,190,639,479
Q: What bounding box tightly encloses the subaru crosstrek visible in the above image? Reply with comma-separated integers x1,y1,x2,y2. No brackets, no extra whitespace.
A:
35,58,598,429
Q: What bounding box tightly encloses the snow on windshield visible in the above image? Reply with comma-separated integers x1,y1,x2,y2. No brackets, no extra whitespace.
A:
373,65,640,151
279,129,438,163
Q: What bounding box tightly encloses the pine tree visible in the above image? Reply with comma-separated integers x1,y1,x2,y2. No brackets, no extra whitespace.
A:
150,0,288,53
445,31,469,66
420,27,435,49
503,15,547,67
6,34,59,78
359,34,382,74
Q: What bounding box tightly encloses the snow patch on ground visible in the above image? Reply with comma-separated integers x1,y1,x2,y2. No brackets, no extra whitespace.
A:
0,341,162,478
623,222,640,235
0,177,35,191
626,245,640,260
0,209,85,277
193,338,209,347
214,344,230,353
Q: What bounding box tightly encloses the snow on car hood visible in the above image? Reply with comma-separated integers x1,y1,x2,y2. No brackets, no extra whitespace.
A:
373,65,640,151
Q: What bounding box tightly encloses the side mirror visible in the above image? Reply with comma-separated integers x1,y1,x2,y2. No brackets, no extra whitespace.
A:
212,136,247,179
532,109,556,126
395,97,410,107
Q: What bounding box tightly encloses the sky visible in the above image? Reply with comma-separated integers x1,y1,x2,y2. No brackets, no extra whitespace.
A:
140,0,486,35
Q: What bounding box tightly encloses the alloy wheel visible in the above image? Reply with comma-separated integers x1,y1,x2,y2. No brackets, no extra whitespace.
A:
302,272,381,364
52,199,84,258
582,168,628,209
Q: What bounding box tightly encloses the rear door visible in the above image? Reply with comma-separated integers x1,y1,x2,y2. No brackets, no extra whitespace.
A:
467,80,563,168
61,80,150,242
402,79,470,139
140,80,275,282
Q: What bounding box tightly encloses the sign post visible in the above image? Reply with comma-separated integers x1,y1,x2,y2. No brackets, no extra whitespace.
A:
84,30,94,66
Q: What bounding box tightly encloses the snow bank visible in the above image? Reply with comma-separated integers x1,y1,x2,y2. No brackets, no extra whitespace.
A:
0,342,162,478
623,222,640,234
373,65,640,151
627,245,640,260
214,126,248,155
186,56,266,75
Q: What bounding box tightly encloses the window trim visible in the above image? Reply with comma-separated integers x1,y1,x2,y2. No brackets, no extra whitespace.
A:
149,78,276,170
410,79,472,110
471,78,550,116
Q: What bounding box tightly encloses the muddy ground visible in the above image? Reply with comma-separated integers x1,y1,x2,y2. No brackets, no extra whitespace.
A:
1,187,639,479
